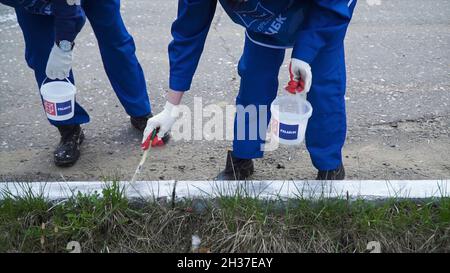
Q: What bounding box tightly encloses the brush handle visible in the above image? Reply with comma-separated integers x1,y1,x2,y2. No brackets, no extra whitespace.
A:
130,149,149,183
141,130,158,150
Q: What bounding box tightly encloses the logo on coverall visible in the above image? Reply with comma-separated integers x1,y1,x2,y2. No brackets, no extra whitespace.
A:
235,3,274,27
235,2,287,35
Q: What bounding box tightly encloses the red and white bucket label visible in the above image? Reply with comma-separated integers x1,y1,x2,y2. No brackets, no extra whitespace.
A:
44,100,56,116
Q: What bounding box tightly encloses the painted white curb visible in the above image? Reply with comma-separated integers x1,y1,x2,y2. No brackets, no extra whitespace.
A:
0,180,449,201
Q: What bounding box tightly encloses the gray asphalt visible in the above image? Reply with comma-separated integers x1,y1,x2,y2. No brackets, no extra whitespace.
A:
0,0,449,181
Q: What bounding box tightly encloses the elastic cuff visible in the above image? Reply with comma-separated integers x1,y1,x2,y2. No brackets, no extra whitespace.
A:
169,75,192,92
131,112,152,119
49,119,89,127
312,159,343,172
231,149,264,160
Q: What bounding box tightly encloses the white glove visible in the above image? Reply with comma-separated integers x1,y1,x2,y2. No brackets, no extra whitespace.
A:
290,58,312,93
46,44,73,80
142,101,180,144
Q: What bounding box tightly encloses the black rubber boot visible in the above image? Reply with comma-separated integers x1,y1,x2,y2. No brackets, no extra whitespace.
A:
216,151,254,180
130,114,152,132
130,114,170,144
54,125,84,167
316,164,346,180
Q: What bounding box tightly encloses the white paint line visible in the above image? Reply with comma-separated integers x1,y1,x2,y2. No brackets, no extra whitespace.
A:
0,180,449,201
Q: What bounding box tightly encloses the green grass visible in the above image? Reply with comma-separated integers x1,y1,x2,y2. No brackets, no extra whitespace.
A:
0,182,449,253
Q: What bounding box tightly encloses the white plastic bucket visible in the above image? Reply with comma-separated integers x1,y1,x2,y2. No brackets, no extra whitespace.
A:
40,78,76,121
270,94,313,145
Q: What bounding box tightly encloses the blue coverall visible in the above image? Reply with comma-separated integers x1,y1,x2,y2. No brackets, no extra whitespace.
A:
168,0,357,171
1,0,151,127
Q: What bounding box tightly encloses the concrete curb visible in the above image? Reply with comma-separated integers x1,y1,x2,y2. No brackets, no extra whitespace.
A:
0,180,448,201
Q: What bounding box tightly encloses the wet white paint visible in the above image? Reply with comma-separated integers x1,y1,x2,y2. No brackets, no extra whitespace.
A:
0,180,448,201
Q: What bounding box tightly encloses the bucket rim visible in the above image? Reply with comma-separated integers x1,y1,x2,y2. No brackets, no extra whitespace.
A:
40,81,76,98
270,98,313,124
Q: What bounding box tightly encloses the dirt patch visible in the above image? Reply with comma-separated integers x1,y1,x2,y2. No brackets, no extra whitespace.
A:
1,116,449,182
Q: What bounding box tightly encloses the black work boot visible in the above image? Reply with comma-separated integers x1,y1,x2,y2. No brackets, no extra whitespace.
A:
216,151,254,180
316,164,346,180
130,114,151,132
130,114,170,145
54,125,84,167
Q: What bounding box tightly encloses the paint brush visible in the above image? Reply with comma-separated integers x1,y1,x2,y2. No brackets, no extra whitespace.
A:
130,130,157,184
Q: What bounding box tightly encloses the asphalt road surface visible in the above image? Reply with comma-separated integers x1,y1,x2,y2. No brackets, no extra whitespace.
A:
0,0,449,181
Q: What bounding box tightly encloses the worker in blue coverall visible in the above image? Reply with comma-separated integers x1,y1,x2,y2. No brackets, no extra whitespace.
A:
1,0,168,167
143,0,357,180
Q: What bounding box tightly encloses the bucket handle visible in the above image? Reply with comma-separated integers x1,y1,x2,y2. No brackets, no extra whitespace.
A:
41,77,72,87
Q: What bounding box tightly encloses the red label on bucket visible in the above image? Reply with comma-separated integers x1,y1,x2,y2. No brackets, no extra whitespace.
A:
44,100,56,116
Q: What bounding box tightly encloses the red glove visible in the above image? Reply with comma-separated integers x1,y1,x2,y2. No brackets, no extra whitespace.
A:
285,59,312,95
285,63,305,94
141,129,166,150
